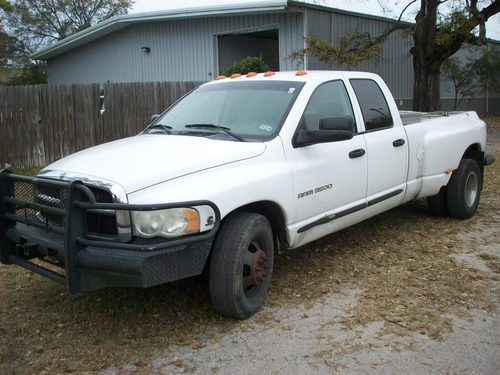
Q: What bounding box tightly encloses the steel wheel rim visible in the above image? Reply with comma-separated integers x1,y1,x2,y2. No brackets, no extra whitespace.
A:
241,240,269,298
465,171,478,207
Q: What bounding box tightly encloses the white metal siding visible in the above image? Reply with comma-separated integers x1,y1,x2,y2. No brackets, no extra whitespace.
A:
47,13,304,84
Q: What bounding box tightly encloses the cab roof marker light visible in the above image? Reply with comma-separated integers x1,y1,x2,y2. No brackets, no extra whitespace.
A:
246,72,258,77
216,75,227,80
230,73,242,79
295,70,307,76
263,71,275,77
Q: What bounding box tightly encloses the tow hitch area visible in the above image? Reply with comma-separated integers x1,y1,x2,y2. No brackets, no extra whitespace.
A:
18,241,40,258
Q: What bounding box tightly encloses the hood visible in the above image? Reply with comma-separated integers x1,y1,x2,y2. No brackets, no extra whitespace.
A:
40,135,266,193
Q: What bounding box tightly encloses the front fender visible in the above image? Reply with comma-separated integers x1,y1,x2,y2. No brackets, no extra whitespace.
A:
127,139,295,228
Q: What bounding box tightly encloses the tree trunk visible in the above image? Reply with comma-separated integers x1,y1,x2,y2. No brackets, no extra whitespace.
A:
412,58,442,112
411,0,442,112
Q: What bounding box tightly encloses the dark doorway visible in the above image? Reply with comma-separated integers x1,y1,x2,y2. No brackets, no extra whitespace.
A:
217,28,279,74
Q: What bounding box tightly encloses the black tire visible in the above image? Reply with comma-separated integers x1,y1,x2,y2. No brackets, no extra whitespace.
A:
209,212,274,319
447,158,482,219
427,186,449,216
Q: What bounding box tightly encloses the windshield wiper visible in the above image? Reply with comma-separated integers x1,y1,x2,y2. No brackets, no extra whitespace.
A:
146,124,172,134
184,124,245,142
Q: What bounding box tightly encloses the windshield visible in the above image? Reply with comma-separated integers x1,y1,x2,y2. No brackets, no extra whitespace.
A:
143,80,305,142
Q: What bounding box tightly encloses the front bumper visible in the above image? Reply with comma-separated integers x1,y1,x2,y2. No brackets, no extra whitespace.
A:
0,171,220,294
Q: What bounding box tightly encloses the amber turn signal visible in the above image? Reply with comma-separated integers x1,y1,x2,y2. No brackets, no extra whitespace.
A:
183,208,200,232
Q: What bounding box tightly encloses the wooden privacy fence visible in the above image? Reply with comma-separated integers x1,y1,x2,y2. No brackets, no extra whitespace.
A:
0,81,202,168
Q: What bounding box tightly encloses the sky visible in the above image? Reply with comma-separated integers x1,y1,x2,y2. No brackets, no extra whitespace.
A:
131,0,500,40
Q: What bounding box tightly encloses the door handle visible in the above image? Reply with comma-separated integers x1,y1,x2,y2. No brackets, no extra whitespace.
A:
393,138,406,147
349,149,366,159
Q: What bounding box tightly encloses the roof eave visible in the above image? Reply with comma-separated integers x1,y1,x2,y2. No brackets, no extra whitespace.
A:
289,0,414,26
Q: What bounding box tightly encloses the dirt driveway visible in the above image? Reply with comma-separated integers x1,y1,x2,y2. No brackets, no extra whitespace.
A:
1,118,499,375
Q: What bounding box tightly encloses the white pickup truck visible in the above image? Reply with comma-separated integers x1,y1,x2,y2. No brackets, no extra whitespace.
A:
0,71,494,319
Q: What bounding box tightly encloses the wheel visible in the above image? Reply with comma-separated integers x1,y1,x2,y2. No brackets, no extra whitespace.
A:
447,158,482,219
427,186,449,216
209,212,274,319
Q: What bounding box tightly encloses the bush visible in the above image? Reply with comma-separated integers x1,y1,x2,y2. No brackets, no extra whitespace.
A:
5,63,47,85
222,56,271,76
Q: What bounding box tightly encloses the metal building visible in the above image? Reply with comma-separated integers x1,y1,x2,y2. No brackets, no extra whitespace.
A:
32,0,499,114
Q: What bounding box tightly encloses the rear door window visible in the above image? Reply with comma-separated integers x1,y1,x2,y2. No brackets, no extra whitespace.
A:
350,79,393,131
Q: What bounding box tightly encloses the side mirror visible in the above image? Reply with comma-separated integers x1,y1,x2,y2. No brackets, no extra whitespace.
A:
149,114,160,124
319,116,354,131
294,129,353,147
294,116,354,147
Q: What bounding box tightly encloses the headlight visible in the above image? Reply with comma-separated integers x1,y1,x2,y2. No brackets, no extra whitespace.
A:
132,208,200,238
132,205,217,239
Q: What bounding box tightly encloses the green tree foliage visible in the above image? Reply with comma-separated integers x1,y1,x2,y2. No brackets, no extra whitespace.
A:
0,0,18,83
296,0,500,112
0,0,133,85
291,28,395,67
0,1,15,66
4,0,134,50
442,58,475,110
223,56,271,76
441,48,500,111
5,62,47,85
0,29,15,82
472,49,500,93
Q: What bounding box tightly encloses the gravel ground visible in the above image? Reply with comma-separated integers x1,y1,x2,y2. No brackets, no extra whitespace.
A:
1,117,499,375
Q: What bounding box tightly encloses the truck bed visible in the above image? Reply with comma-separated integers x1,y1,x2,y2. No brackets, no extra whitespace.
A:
399,110,466,126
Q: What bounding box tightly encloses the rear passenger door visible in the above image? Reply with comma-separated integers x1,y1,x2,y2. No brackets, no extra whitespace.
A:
349,79,408,218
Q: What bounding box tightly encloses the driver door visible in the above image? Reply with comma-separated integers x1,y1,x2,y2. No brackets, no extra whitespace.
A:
284,80,368,247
